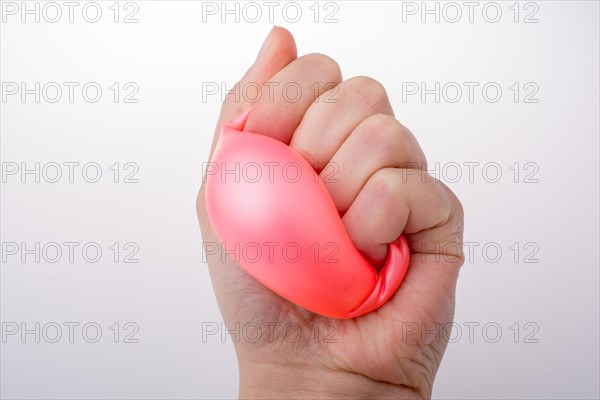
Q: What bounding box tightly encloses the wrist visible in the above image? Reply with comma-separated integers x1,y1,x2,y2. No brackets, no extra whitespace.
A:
238,360,424,399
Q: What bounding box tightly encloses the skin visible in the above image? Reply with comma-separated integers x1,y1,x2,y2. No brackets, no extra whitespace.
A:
197,27,465,399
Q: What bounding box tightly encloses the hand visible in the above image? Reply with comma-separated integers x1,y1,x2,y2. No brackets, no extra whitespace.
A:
197,27,464,399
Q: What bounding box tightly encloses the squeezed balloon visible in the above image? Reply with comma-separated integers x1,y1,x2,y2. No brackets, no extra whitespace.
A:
205,110,410,319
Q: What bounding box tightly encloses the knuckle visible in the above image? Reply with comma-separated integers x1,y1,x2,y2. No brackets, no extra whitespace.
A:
445,184,464,222
345,76,389,110
377,137,402,165
364,113,398,131
369,168,400,204
357,114,427,169
360,115,401,160
433,182,455,225
299,53,342,83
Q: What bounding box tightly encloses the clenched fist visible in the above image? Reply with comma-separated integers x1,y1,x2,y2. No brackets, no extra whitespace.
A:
197,27,464,399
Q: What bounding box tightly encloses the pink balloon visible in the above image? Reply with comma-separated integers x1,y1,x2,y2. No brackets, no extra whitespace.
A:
205,109,410,319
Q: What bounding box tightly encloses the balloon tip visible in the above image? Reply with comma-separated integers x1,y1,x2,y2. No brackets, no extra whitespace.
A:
223,108,252,133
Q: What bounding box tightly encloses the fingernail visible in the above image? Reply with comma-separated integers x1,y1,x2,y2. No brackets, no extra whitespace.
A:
256,26,275,62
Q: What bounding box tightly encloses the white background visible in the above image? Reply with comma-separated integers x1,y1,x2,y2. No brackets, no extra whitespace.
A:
1,1,598,399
